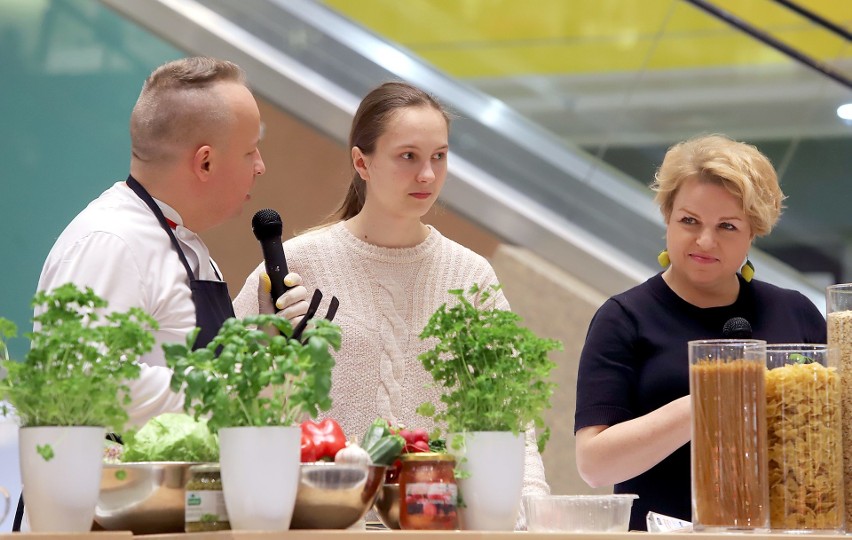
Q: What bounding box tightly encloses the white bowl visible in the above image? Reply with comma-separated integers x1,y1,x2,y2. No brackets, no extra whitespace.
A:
525,494,638,532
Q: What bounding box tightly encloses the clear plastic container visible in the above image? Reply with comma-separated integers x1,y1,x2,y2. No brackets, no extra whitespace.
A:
525,494,637,532
827,284,852,531
690,339,769,531
765,344,843,533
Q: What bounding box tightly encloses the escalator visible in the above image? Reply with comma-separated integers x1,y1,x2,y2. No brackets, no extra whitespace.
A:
99,0,841,308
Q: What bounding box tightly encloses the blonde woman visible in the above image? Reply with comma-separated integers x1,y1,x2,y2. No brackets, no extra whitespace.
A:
574,134,825,530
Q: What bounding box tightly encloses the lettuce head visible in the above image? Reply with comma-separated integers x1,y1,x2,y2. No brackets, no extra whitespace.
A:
121,413,218,462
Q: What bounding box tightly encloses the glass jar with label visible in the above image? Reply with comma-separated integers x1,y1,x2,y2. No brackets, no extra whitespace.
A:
185,463,230,532
399,452,458,530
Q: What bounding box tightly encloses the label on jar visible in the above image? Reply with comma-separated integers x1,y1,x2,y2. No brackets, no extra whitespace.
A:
404,482,458,515
185,490,229,523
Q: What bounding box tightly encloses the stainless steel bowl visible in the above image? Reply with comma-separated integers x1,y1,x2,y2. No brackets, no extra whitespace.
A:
374,482,400,529
95,462,196,534
290,462,386,529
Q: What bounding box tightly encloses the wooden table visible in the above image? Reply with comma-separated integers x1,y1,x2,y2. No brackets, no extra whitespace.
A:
1,532,849,539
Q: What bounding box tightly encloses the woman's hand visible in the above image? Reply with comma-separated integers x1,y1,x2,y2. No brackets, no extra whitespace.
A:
575,395,691,487
257,271,309,326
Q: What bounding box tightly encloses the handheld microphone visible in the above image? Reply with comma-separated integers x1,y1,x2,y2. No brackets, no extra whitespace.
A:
722,317,752,339
252,209,292,304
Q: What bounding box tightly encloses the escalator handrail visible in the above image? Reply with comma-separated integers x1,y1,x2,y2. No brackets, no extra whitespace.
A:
683,0,852,90
771,0,852,42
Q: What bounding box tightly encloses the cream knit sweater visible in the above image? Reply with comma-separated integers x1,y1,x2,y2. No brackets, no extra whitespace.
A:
233,222,550,525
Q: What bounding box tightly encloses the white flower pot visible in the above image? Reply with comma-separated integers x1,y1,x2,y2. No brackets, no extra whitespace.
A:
19,426,105,532
449,431,525,531
218,426,300,530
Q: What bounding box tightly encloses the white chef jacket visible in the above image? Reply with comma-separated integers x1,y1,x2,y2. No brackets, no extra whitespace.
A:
36,181,226,426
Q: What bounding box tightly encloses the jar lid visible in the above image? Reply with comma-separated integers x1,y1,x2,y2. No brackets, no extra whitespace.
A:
188,463,220,473
400,452,455,462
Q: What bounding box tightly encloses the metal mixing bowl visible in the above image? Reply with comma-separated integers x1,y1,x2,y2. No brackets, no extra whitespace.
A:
95,462,196,534
290,462,386,529
374,482,400,529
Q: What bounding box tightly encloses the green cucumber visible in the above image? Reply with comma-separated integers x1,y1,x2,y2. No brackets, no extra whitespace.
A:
367,434,404,466
361,418,390,452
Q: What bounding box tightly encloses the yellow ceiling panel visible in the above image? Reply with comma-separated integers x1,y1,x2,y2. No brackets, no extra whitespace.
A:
419,39,661,78
325,0,681,44
416,34,793,78
323,0,852,76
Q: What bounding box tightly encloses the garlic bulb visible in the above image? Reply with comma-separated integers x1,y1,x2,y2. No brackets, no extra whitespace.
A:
334,442,372,466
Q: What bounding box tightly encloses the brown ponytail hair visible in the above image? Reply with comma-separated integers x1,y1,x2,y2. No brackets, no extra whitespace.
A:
326,81,450,223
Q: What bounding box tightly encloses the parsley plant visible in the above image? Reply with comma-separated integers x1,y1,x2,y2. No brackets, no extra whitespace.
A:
416,284,561,452
0,283,156,430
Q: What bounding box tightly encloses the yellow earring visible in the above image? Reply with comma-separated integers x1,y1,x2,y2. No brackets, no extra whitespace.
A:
741,259,755,282
657,250,670,268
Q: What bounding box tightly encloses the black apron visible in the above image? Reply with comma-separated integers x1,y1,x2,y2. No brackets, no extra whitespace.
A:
125,175,235,349
13,177,236,531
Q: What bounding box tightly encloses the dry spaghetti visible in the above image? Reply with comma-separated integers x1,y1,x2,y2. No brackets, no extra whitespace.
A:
691,358,768,528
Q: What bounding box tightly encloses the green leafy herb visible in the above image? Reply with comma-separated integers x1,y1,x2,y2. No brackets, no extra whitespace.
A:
0,283,157,431
447,433,471,482
428,437,447,453
0,318,15,362
790,353,814,365
416,284,561,452
165,314,341,433
36,444,54,461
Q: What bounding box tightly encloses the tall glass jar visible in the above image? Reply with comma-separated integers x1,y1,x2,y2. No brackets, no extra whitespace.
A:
689,339,768,532
826,283,852,531
399,452,458,530
764,344,843,532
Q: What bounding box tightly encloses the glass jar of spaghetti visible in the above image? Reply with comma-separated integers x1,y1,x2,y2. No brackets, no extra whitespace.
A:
689,339,769,532
399,452,459,530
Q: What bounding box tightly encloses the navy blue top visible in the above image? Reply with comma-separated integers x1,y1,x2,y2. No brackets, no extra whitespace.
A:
574,273,826,531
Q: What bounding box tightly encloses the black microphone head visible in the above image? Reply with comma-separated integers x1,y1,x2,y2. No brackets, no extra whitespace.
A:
252,208,283,241
722,317,752,339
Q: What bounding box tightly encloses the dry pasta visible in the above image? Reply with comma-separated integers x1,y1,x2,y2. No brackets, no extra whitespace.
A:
691,358,768,528
765,362,842,530
827,310,852,530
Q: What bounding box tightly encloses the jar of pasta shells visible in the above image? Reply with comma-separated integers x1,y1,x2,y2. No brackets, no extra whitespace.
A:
827,284,852,531
764,344,843,532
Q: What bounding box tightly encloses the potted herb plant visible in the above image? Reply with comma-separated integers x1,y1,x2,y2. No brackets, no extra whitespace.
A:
0,283,156,532
165,314,341,531
417,284,561,531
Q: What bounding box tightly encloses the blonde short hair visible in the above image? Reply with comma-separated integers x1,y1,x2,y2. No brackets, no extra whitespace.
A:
650,134,785,237
130,57,246,163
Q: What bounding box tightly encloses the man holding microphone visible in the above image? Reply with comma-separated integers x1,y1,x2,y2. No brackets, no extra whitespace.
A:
36,56,307,426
